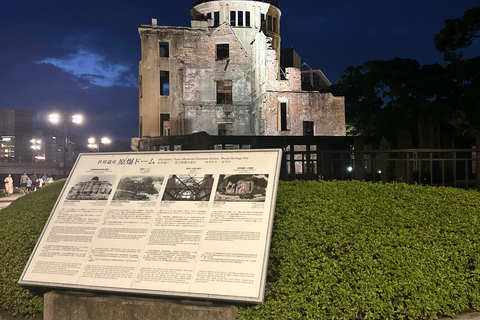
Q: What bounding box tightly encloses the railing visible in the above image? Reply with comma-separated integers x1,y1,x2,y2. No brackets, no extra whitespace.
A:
282,147,479,190
192,0,278,7
137,133,480,190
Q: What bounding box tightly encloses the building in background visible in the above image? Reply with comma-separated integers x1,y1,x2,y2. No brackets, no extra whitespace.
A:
135,0,345,147
0,109,33,162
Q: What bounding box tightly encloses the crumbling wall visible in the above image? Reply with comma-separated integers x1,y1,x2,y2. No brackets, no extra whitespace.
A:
262,48,346,136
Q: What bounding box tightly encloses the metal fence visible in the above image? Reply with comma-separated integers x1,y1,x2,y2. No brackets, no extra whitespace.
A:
283,147,479,190
137,133,480,190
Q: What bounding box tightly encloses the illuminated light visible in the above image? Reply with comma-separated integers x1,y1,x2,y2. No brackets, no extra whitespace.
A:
88,137,95,144
347,166,353,172
49,113,60,123
101,137,111,144
72,114,83,124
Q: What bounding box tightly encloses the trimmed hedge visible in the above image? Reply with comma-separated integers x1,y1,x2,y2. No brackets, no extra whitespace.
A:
1,180,480,319
237,180,480,319
0,180,65,316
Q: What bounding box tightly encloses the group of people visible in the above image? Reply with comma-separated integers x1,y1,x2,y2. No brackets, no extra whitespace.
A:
3,172,54,196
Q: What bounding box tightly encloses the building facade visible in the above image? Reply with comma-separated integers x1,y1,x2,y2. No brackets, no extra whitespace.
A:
137,0,345,143
0,109,33,162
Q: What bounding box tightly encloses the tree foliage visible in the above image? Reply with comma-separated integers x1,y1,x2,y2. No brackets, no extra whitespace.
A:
325,6,480,146
325,59,457,145
434,6,480,61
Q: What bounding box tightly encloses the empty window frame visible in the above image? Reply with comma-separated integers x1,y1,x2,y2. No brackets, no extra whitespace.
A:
159,42,169,57
303,121,314,136
214,11,220,27
218,123,234,136
279,102,288,131
216,43,229,60
267,15,273,31
273,17,277,32
246,11,251,27
139,75,142,98
261,13,266,30
238,11,244,26
230,11,236,26
160,113,170,136
216,80,232,104
160,70,170,96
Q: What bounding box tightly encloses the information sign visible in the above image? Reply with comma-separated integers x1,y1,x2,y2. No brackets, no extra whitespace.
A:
19,149,282,303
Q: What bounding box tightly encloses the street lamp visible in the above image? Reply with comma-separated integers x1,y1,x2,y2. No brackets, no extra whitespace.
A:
49,113,83,176
87,137,99,151
87,136,111,152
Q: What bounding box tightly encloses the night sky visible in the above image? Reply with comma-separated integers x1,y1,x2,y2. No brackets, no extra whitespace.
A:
0,0,477,143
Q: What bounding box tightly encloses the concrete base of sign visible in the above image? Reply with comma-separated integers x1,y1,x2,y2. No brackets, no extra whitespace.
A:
44,291,238,320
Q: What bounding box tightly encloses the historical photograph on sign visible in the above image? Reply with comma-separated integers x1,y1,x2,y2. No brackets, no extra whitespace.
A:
162,174,214,201
112,175,164,201
214,174,269,202
66,175,116,201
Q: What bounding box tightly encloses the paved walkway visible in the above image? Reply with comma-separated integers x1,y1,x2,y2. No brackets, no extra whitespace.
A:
0,192,25,210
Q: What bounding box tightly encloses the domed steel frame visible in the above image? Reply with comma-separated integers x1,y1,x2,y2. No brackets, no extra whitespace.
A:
192,0,278,7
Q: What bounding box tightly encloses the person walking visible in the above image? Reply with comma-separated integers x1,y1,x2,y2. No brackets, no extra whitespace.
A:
4,174,13,196
31,172,38,191
20,172,28,194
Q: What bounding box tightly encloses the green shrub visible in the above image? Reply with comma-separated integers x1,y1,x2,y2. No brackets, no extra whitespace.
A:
0,180,65,316
237,180,480,319
2,179,480,319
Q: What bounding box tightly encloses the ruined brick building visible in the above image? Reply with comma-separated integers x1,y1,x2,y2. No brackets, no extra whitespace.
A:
137,0,345,141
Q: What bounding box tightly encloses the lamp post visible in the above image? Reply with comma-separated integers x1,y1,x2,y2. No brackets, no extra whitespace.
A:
49,113,83,177
87,136,111,152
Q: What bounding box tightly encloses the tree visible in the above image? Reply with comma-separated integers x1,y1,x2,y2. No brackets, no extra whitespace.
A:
325,58,456,146
324,6,480,146
435,6,480,135
434,6,480,61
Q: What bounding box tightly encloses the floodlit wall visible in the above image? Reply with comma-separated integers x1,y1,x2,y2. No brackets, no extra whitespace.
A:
137,0,345,139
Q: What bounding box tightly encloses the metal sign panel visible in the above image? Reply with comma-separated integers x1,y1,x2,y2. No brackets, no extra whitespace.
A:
19,149,282,303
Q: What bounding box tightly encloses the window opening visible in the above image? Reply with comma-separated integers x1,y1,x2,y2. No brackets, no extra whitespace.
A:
160,70,170,96
216,43,229,60
160,114,170,136
273,17,277,32
238,11,244,26
230,11,236,26
216,80,232,104
261,13,266,30
218,123,234,136
303,121,314,136
280,102,288,131
206,12,212,19
267,15,272,31
214,11,220,27
159,42,169,57
246,11,251,27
